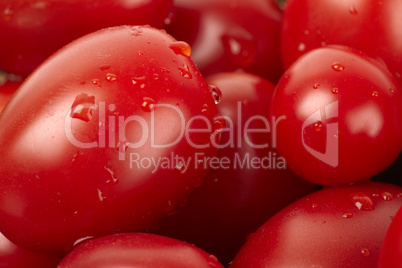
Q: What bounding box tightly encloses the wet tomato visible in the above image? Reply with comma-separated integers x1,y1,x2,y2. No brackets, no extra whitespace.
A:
166,0,283,83
231,181,402,268
270,45,402,186
281,0,402,85
156,72,317,265
58,233,223,268
0,0,173,77
0,25,220,254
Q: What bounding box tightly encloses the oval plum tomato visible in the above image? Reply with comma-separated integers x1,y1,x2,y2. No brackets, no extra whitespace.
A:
0,0,173,77
156,72,317,265
0,25,220,254
281,0,402,85
58,233,224,268
166,0,283,83
0,80,21,113
378,205,402,268
270,45,402,186
230,181,402,268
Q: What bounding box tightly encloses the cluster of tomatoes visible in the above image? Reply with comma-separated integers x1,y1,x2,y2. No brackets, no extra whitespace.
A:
0,0,401,267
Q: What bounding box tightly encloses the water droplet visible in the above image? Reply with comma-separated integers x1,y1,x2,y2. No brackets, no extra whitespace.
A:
130,26,143,36
175,161,185,173
349,5,358,15
361,248,370,257
104,166,119,184
381,192,393,201
298,43,306,52
164,200,175,212
201,104,209,115
397,193,402,198
99,65,111,71
161,67,170,73
97,189,105,202
137,51,144,56
313,83,320,89
132,76,147,88
169,41,192,57
70,93,96,122
390,88,395,94
342,212,353,218
332,87,339,94
214,116,226,132
351,192,374,211
178,65,192,79
221,35,256,67
141,97,155,112
332,63,345,71
312,204,318,208
313,121,323,131
92,79,100,85
372,91,379,97
2,6,13,21
106,73,117,82
153,74,159,80
209,85,222,104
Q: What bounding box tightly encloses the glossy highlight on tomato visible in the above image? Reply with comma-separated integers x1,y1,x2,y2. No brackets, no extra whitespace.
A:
0,25,220,254
231,181,402,268
270,45,402,186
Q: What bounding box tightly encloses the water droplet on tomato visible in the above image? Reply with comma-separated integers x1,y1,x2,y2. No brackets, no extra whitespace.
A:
164,200,175,212
332,63,345,71
104,166,119,184
351,192,374,211
201,104,209,115
132,76,147,88
332,88,339,94
361,248,370,257
313,83,320,89
2,6,13,21
99,65,111,71
209,85,222,104
130,26,143,36
175,161,185,173
92,79,100,85
141,97,155,112
349,5,358,15
221,35,256,67
342,212,353,218
178,65,192,79
381,192,393,201
390,88,395,94
298,43,306,52
70,93,96,122
97,189,105,202
312,203,318,208
106,73,117,82
313,121,323,131
214,116,226,132
169,41,192,57
372,91,379,97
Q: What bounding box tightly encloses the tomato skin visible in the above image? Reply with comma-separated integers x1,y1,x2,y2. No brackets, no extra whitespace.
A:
281,0,402,85
0,80,21,113
57,233,223,268
231,181,402,268
0,232,60,268
0,26,220,254
0,0,173,77
166,0,283,83
156,72,317,265
270,45,402,186
378,205,402,267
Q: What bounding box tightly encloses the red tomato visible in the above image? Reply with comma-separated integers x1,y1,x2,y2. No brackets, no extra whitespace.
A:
378,205,402,268
58,233,224,268
231,181,402,268
270,45,402,186
166,0,283,83
156,72,317,265
0,80,21,113
0,232,60,267
0,0,173,77
281,0,402,85
0,25,220,254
